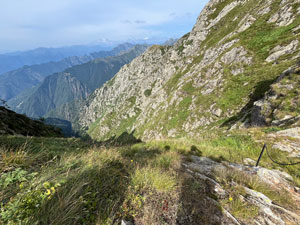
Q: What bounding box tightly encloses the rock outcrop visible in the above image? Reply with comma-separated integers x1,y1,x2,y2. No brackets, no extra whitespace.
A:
183,156,300,225
250,63,300,127
266,127,300,158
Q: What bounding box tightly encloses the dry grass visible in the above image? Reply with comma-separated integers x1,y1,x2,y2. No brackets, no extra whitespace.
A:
0,137,183,225
0,142,32,172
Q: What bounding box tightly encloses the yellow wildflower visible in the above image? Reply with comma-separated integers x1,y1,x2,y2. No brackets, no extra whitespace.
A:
45,189,51,196
229,197,233,202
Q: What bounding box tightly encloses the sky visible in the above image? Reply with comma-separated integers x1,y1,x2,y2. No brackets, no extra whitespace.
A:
0,0,209,53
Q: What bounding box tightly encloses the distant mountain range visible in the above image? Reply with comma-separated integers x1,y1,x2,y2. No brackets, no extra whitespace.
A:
0,38,178,75
8,45,148,120
0,44,113,75
0,43,135,101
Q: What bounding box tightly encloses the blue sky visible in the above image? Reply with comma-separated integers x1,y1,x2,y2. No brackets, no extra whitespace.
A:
0,0,209,53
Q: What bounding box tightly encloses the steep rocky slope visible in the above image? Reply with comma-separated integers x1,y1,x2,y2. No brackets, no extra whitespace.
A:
8,45,148,118
0,43,134,101
78,0,300,141
0,106,62,137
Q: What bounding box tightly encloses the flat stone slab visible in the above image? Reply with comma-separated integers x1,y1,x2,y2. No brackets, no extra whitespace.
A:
276,127,300,139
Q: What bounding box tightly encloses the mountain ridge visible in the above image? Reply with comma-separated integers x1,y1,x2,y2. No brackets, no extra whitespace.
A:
77,0,300,141
0,44,115,75
0,106,62,137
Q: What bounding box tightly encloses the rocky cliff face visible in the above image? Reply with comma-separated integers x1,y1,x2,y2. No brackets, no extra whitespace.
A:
79,0,300,141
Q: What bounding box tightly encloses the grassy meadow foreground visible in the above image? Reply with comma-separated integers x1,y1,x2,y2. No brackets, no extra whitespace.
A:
1,129,300,224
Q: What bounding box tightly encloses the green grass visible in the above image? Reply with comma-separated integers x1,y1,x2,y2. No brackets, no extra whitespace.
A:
127,96,136,106
263,127,285,133
182,81,196,94
271,72,300,120
88,116,105,136
240,18,298,60
199,0,252,50
138,129,300,186
176,45,184,54
168,97,193,129
219,183,259,221
140,132,261,163
1,129,299,224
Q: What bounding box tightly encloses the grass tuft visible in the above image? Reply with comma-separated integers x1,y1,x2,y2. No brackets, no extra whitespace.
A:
131,167,177,193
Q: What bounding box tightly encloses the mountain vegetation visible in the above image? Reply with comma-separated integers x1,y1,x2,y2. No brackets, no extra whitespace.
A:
0,106,62,137
1,0,300,224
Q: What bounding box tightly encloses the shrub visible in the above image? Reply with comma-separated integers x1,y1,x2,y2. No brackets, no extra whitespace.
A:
0,168,37,189
144,89,152,97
